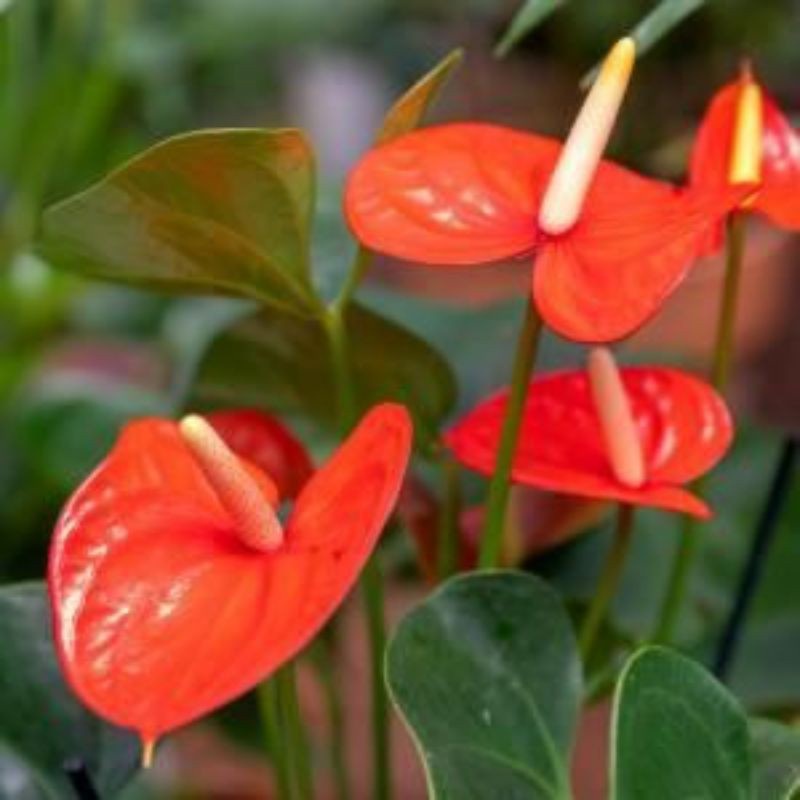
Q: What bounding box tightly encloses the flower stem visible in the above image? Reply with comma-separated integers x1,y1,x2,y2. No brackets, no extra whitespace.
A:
713,437,798,680
325,290,391,800
258,679,293,800
63,758,100,800
478,302,544,569
652,211,746,644
437,455,462,581
279,664,314,800
334,245,373,311
579,503,635,663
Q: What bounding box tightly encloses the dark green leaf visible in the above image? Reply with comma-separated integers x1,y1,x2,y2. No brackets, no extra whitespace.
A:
41,129,321,314
581,0,705,88
386,571,579,799
750,719,800,800
192,301,456,448
0,583,139,798
494,0,566,58
612,646,751,799
377,49,463,143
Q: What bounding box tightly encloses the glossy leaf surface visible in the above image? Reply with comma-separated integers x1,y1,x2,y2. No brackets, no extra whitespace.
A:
41,129,320,313
446,366,732,517
0,583,139,798
612,647,751,799
194,302,456,448
206,408,314,499
49,404,412,742
345,123,747,342
690,77,800,239
387,571,580,799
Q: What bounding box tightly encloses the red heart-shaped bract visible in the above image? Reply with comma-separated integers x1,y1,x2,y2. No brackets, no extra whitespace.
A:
445,367,732,518
690,77,800,253
48,404,412,745
206,408,314,500
344,123,748,342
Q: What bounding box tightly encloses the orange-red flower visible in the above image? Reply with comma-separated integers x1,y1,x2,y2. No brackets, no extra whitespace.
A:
48,405,412,756
690,64,800,252
445,360,732,518
345,128,749,344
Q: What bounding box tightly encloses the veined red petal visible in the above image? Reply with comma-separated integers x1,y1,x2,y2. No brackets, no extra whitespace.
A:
444,367,731,517
48,404,412,741
533,175,753,342
690,78,800,240
205,408,313,500
344,123,559,264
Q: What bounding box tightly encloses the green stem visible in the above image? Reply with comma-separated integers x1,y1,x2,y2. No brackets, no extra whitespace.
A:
311,636,351,800
279,664,314,800
436,456,462,581
478,302,544,568
324,294,391,800
652,212,746,644
362,559,391,800
334,245,373,311
579,504,635,663
257,680,293,800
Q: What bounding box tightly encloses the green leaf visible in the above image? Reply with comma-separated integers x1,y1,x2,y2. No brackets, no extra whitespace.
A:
612,646,752,800
0,583,139,798
192,301,456,448
40,129,321,314
386,571,579,799
494,0,566,58
750,719,800,800
581,0,705,88
377,49,463,144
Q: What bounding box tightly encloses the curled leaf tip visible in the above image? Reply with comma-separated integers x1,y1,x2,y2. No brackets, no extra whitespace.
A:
538,36,636,236
178,414,284,552
587,348,646,489
729,73,763,185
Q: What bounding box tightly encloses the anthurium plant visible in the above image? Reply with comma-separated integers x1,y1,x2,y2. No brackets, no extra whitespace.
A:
3,4,800,800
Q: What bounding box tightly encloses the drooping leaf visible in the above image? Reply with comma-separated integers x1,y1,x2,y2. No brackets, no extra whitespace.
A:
40,129,321,314
386,571,580,799
377,49,463,144
494,0,566,58
0,583,139,798
581,0,706,88
750,719,800,800
192,301,456,448
612,646,752,800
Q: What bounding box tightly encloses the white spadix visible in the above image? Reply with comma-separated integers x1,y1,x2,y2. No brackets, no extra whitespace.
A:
179,414,283,551
538,37,636,236
587,348,646,489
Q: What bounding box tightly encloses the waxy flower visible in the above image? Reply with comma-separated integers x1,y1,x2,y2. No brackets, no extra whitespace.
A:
690,63,800,251
445,350,732,518
346,39,751,342
48,404,412,762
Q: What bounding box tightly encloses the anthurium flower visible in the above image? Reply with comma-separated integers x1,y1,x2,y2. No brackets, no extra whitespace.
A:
48,404,412,762
690,62,800,251
445,350,732,518
345,38,752,342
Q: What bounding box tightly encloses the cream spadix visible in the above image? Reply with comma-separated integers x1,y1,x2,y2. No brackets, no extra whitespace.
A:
587,348,645,489
728,65,763,185
538,37,636,236
179,414,284,551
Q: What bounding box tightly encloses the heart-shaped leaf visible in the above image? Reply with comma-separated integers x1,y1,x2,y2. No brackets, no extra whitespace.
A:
612,646,751,799
377,49,463,144
750,719,800,800
192,301,456,448
0,583,139,798
386,571,580,799
41,129,321,314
